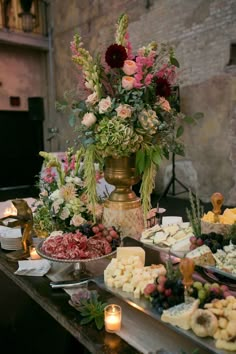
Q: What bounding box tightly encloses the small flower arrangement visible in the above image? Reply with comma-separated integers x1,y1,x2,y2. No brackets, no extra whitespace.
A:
33,148,103,235
58,14,201,216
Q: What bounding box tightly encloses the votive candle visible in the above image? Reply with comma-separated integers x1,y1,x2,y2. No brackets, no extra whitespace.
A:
104,304,122,333
30,246,41,260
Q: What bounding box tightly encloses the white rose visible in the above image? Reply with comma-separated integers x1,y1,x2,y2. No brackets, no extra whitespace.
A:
52,199,63,214
86,92,98,105
59,207,70,220
81,112,97,127
49,190,60,200
98,96,112,114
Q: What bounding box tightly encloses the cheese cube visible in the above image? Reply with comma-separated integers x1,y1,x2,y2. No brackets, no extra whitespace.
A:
116,247,145,266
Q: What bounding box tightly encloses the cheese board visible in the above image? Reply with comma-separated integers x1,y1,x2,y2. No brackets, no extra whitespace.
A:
93,276,230,354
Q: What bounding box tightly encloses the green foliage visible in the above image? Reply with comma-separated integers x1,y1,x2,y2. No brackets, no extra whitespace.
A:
77,291,107,330
166,259,181,281
186,190,204,237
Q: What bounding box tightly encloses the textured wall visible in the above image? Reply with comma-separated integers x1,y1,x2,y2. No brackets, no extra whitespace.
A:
0,44,47,111
52,0,236,205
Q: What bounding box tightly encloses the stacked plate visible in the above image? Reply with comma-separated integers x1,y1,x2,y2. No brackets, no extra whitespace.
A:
0,226,22,250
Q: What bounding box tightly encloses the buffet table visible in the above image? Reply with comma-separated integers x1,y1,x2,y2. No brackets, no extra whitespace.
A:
0,240,228,354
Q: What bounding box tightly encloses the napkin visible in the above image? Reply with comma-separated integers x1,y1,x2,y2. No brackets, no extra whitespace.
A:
14,259,51,276
161,216,183,226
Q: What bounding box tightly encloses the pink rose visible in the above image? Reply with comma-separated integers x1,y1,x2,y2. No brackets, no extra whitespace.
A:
98,96,112,114
81,112,97,127
122,76,135,90
115,104,132,119
85,92,98,105
159,97,171,112
122,60,137,75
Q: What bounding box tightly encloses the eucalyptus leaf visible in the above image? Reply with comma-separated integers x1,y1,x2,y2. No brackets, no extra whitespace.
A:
176,125,184,138
170,56,180,68
183,116,195,124
69,114,76,127
152,150,163,166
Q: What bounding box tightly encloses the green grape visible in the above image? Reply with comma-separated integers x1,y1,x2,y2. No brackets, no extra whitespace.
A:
204,283,211,291
193,281,203,290
198,289,207,301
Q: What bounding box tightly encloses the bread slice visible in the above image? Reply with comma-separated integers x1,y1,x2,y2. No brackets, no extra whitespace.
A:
161,299,200,330
186,245,216,267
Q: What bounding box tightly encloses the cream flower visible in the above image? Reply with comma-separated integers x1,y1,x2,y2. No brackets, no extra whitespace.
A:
122,76,135,90
60,207,70,220
70,214,85,226
52,199,63,214
81,112,97,127
85,92,98,105
49,189,60,201
115,104,132,119
60,183,77,201
98,96,112,114
159,97,171,112
122,60,137,75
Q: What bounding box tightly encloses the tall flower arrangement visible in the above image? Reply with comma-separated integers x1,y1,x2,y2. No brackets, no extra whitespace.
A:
59,14,199,217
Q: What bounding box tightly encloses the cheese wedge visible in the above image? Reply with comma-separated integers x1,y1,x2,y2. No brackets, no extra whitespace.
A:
161,299,200,330
116,247,145,266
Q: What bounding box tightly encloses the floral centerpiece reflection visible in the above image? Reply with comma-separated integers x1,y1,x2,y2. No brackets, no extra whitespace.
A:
33,149,103,236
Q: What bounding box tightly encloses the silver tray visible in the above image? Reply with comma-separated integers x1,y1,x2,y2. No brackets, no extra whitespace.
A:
93,276,230,354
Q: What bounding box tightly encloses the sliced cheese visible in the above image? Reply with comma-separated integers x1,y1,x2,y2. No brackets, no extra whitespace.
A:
116,247,145,266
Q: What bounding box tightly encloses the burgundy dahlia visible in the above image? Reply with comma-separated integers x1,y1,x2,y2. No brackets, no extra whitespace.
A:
155,77,171,98
105,44,128,68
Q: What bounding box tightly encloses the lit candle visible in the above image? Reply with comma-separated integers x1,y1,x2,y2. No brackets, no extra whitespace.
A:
30,246,41,260
104,304,122,333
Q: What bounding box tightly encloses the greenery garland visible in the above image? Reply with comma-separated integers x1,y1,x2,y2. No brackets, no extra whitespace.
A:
83,145,98,222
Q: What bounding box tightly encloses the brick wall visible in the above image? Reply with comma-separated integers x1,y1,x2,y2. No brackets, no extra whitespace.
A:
52,0,236,205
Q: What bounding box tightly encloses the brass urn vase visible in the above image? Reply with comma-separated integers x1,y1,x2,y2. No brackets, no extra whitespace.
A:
102,155,144,239
104,155,140,204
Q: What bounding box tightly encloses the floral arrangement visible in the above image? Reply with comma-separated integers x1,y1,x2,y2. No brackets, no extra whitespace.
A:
58,13,200,216
33,149,103,235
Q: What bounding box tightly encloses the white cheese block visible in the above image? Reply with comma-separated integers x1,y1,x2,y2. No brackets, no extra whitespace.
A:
161,299,200,330
116,247,145,266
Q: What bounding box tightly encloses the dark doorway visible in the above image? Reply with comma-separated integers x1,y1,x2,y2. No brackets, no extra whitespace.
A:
0,110,44,191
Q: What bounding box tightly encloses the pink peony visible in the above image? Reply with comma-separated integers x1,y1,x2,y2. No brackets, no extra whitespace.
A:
122,76,135,90
122,60,137,75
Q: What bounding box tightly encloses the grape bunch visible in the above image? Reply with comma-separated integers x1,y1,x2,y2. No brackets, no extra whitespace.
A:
144,275,184,315
189,232,229,253
188,281,231,308
78,223,121,250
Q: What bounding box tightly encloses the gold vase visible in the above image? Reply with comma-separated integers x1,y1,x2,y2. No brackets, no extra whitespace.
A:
104,155,140,205
102,155,144,239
